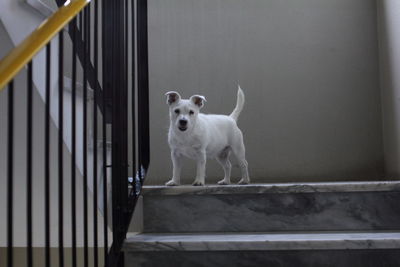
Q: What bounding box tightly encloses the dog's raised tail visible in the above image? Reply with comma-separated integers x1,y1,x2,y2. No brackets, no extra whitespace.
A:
230,85,245,122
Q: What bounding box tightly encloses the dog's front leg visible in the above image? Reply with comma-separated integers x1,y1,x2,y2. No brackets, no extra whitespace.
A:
166,150,182,186
192,151,206,186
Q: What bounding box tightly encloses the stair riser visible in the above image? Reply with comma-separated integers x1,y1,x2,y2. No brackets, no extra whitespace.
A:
125,250,400,267
143,191,400,232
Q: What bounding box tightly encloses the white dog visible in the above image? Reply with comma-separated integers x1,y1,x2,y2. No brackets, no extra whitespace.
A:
165,85,249,186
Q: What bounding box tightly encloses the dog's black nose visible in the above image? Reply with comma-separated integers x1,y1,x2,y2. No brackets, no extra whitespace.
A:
179,119,187,126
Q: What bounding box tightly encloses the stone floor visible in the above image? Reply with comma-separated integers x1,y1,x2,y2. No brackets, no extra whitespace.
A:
124,181,400,267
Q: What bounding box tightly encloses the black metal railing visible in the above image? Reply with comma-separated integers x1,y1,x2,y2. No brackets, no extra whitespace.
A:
1,0,149,266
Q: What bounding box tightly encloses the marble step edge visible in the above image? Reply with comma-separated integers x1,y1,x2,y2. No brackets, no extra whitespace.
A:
142,181,400,196
123,231,400,252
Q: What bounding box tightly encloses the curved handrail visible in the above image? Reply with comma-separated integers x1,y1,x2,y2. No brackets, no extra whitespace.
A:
0,0,90,90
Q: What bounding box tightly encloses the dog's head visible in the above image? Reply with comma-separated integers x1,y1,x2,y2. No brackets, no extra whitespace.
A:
165,91,206,132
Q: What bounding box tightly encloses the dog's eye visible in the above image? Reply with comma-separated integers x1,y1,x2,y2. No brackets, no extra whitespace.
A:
189,110,194,115
174,109,180,114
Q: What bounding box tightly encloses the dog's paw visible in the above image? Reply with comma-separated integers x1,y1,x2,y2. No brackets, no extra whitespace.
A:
217,179,230,185
192,180,205,186
165,180,179,186
237,178,250,185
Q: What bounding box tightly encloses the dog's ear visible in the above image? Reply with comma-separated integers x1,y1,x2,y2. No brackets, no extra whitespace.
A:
165,91,181,105
190,95,206,108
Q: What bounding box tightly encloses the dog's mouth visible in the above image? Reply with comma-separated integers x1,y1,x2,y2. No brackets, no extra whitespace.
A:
178,126,187,131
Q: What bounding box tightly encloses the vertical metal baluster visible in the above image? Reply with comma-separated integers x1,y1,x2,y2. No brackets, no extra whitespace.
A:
58,30,64,267
83,5,89,267
121,0,129,251
125,0,128,144
7,81,14,267
110,0,129,264
27,62,33,267
101,0,109,263
76,10,79,32
93,0,99,265
102,82,109,263
137,0,150,180
44,43,51,267
71,17,78,267
124,0,131,198
131,0,136,193
80,12,83,41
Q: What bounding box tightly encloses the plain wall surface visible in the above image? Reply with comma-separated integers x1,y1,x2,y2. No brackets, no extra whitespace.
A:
378,0,400,178
146,0,384,184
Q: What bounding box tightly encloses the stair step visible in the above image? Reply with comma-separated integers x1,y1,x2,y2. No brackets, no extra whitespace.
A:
142,181,400,195
124,231,400,251
142,181,400,233
123,231,400,267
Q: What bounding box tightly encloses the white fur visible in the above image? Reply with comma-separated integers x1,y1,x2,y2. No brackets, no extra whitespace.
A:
165,85,249,186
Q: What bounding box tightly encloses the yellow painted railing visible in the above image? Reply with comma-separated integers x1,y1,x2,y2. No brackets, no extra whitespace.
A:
0,0,90,90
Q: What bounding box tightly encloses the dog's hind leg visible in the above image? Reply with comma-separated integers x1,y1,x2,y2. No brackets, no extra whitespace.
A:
217,148,232,185
237,159,249,185
217,147,232,185
232,135,250,185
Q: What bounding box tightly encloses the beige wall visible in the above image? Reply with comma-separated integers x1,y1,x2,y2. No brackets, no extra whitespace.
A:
0,247,104,267
146,0,384,185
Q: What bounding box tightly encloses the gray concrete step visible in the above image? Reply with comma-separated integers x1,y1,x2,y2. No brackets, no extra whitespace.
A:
125,231,400,251
123,231,400,267
142,181,400,233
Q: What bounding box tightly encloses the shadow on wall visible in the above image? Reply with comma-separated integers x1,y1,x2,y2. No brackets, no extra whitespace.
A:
378,0,400,179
